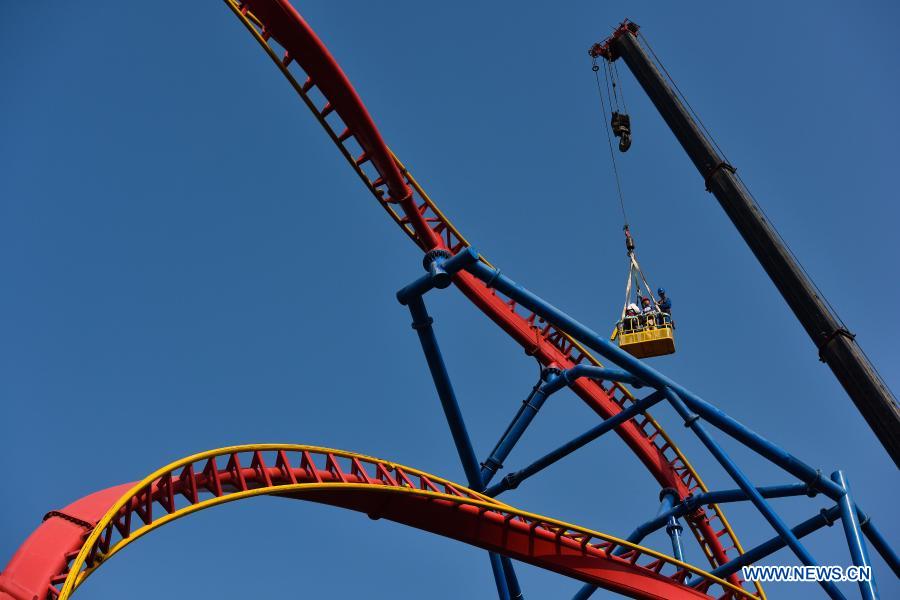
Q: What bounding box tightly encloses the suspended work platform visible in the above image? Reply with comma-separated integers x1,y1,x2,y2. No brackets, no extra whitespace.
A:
616,319,675,359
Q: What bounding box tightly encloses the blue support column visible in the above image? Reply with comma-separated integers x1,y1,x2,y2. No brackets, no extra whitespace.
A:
480,371,560,488
571,583,596,600
489,552,511,600
858,515,900,577
405,295,482,486
575,490,683,599
500,556,524,600
400,256,524,600
654,489,685,562
832,471,877,600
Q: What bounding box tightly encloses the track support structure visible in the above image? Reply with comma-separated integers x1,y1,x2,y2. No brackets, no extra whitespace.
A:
394,248,897,599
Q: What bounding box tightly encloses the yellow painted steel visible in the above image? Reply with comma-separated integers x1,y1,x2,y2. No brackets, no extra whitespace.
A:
618,326,676,359
59,444,758,600
222,3,762,597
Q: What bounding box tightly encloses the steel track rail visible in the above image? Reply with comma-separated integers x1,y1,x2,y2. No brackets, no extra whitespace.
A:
0,445,757,600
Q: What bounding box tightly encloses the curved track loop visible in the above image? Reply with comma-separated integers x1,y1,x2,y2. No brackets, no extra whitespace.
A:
0,445,756,600
226,1,763,596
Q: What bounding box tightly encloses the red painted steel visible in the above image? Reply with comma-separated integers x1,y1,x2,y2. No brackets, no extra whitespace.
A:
0,485,130,600
0,450,732,600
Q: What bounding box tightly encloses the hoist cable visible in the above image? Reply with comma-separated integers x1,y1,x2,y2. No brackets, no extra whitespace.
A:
613,60,629,114
606,60,622,113
637,31,728,161
593,59,629,227
637,30,851,331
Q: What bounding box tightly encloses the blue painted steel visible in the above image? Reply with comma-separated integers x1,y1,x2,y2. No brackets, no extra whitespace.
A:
571,583,596,600
695,482,812,505
465,260,846,499
574,491,686,599
480,371,560,488
618,482,815,549
610,488,679,558
832,471,878,600
464,258,898,576
406,296,482,486
666,517,685,562
694,505,842,583
489,552,512,600
667,387,845,500
483,390,665,497
660,488,685,562
500,556,525,600
400,254,894,595
396,247,478,305
404,292,522,598
665,388,846,600
858,515,900,577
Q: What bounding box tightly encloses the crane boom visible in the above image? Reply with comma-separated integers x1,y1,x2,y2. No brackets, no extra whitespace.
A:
591,21,900,467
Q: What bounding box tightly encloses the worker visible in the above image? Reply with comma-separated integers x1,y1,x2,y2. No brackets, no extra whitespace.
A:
639,296,654,327
657,288,672,314
624,304,640,332
657,288,671,326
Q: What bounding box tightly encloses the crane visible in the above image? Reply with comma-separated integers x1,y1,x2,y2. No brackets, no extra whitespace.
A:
590,21,900,468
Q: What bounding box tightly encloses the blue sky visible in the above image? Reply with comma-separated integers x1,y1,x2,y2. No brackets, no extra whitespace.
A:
1,2,897,598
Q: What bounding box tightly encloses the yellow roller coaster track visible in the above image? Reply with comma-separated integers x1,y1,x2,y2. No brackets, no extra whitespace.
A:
57,444,758,600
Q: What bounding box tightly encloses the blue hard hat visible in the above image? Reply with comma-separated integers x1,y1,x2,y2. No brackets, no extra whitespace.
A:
657,287,665,295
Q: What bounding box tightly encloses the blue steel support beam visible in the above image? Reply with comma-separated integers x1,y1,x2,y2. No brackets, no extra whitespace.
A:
403,294,521,598
405,296,481,486
693,505,842,584
612,488,679,557
665,388,846,600
463,258,898,574
480,371,560,488
666,516,685,562
858,515,900,577
489,552,512,600
501,556,524,600
477,364,641,489
692,482,813,506
571,584,596,600
484,390,665,497
832,471,877,600
464,259,845,498
576,491,682,599
624,482,815,548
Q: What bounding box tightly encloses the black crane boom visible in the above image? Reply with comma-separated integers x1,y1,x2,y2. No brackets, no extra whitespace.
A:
591,21,900,467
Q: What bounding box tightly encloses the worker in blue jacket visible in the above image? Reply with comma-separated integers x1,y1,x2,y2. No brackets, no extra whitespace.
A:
657,288,672,322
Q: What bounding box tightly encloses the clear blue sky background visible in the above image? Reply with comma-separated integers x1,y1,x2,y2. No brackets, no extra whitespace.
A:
2,2,898,598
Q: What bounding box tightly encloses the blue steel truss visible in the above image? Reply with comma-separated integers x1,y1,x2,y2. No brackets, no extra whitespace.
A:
396,248,897,600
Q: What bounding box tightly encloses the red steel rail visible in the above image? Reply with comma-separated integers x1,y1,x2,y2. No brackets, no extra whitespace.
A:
0,446,755,600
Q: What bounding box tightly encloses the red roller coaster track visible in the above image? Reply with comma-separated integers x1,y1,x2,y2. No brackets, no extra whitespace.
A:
1,446,755,600
1,1,766,598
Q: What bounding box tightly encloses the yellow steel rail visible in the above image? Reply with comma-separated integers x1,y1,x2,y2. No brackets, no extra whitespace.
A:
59,444,758,600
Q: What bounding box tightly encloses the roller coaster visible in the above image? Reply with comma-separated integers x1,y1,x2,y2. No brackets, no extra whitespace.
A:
1,2,897,599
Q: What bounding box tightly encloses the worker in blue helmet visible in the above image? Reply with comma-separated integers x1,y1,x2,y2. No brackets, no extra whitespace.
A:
657,287,672,315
